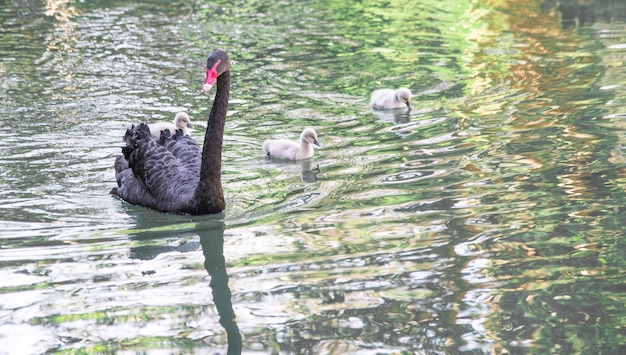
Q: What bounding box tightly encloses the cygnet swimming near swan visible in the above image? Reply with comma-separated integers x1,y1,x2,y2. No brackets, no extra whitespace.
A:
263,128,320,160
369,88,412,110
148,112,193,139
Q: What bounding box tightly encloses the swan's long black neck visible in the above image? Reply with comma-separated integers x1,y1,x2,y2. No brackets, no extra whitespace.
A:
194,70,229,214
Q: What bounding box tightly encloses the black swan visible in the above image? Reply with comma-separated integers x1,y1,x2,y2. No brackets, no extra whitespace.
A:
111,49,230,215
262,128,320,160
148,112,193,139
369,88,412,110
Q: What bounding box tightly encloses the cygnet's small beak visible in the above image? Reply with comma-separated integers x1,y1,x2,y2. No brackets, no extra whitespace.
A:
314,139,321,148
406,102,411,111
187,123,193,129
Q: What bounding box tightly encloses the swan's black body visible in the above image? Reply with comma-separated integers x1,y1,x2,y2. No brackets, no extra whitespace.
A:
111,50,230,215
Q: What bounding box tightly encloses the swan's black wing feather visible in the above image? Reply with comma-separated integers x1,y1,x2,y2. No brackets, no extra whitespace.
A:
163,129,202,177
114,123,200,212
112,155,159,208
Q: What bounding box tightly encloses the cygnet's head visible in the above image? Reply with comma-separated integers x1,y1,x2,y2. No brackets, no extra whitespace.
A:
174,112,193,130
301,127,321,147
395,88,412,110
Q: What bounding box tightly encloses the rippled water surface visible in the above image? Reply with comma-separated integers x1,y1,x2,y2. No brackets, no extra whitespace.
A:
2,0,626,354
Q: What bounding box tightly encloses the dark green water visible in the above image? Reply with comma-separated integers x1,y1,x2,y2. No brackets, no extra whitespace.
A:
1,0,626,354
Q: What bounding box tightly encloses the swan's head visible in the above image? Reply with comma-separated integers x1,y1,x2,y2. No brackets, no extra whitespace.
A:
203,49,231,93
174,112,193,130
395,88,412,110
301,127,321,147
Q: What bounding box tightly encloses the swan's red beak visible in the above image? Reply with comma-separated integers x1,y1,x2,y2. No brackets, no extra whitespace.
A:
202,60,221,93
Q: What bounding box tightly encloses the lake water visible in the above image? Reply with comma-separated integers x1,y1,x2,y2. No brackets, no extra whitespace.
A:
1,0,626,354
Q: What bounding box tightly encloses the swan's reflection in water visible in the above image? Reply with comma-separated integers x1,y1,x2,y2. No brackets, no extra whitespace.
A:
199,220,242,355
264,157,320,183
128,216,241,354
